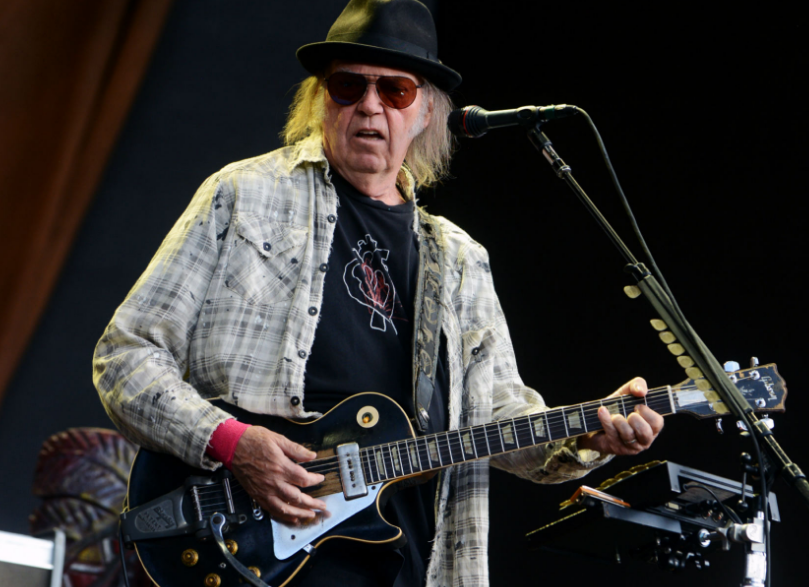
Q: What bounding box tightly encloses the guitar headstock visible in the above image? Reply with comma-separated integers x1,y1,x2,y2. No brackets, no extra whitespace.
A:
672,363,787,419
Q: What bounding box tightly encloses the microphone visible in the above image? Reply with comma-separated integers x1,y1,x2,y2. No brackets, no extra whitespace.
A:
448,104,579,138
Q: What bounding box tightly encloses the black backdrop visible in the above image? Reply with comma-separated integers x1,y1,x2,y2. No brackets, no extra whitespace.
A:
0,2,806,586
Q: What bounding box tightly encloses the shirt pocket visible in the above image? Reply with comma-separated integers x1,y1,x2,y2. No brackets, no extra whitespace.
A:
224,213,307,305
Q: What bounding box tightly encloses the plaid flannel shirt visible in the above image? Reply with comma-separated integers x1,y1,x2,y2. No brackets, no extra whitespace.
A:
93,134,610,587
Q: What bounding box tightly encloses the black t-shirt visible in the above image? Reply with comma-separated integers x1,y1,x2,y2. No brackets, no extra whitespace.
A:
301,172,448,587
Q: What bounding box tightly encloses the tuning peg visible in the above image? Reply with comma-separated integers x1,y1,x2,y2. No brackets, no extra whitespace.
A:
761,417,774,430
750,357,760,367
736,420,750,436
624,285,642,299
715,419,724,434
723,361,740,373
650,319,667,331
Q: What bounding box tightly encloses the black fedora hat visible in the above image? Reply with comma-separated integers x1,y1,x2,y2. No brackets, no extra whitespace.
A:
297,0,462,91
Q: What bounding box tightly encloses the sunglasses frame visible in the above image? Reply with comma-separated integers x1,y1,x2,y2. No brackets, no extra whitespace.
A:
325,71,424,110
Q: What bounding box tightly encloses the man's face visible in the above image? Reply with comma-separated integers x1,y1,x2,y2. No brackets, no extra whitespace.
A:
322,61,431,185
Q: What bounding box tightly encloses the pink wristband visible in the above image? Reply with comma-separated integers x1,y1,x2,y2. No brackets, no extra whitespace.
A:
206,419,251,470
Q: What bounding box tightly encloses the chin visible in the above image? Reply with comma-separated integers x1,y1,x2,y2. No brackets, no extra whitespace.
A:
345,156,388,175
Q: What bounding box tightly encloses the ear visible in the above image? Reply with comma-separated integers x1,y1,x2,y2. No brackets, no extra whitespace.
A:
422,93,434,130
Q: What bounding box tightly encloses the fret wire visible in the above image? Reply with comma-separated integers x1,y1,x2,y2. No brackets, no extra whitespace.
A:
483,423,493,456
400,440,413,475
511,418,520,448
579,405,587,433
445,432,455,464
365,448,379,483
496,421,506,453
385,444,396,478
422,437,433,469
528,413,537,445
414,438,425,471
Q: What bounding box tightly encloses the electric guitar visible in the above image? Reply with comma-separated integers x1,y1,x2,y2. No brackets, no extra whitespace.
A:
123,364,786,587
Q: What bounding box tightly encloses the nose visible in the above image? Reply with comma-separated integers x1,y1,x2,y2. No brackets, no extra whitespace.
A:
355,81,384,115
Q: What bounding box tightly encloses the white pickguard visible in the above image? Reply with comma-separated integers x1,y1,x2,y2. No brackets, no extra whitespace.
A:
272,484,382,560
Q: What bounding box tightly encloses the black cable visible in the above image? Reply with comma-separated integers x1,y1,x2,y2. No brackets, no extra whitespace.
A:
576,109,690,328
681,482,743,524
748,431,771,587
575,107,771,585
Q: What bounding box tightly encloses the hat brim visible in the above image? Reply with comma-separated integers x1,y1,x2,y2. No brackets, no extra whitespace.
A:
297,42,462,91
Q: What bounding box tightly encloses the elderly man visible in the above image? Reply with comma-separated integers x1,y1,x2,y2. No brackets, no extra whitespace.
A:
94,1,663,586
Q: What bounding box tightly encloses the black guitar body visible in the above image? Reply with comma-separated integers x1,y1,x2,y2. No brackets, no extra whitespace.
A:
127,393,418,587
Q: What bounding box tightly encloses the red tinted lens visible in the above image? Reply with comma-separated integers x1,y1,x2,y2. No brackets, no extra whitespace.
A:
377,76,418,109
327,72,368,105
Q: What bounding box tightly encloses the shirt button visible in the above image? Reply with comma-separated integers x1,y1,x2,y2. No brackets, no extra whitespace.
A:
290,396,300,406
298,350,307,359
319,263,329,272
263,242,271,251
471,347,480,355
327,214,336,223
308,307,318,316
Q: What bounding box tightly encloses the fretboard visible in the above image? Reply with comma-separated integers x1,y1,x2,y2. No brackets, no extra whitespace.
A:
355,387,677,484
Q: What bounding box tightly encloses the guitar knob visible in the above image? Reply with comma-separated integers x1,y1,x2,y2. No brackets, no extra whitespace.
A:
248,566,262,578
181,549,199,567
723,361,740,373
204,573,221,587
225,539,238,555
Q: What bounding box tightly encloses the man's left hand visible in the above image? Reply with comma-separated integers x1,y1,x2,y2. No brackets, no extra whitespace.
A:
577,377,664,456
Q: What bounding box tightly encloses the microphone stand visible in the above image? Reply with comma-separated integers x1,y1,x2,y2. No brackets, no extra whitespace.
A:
519,115,809,585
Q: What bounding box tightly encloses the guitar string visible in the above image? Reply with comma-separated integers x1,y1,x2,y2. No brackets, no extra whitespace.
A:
196,377,761,489
297,383,705,476
297,380,748,478
297,389,679,480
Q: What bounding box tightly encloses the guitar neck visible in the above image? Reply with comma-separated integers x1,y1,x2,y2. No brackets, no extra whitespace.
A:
352,387,677,484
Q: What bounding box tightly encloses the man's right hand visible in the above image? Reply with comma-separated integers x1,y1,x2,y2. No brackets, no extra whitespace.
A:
230,426,327,525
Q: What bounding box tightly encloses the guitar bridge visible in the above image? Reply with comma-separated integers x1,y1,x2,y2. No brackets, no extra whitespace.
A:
336,443,368,499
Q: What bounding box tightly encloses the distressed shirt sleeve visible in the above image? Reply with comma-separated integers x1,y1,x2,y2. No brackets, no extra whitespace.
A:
92,173,235,470
458,240,613,483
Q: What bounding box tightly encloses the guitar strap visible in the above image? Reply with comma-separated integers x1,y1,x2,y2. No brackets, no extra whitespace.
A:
411,208,444,433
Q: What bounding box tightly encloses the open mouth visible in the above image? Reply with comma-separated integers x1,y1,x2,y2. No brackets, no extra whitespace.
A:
355,130,383,140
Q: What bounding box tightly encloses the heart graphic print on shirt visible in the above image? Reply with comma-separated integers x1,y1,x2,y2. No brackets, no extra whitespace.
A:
343,233,405,333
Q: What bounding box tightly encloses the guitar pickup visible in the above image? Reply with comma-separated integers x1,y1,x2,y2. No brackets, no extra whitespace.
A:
336,443,368,500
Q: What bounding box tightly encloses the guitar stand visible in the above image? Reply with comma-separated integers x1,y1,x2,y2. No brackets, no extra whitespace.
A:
525,462,777,582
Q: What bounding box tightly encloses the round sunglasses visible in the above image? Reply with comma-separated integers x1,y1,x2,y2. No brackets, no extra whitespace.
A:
326,71,424,110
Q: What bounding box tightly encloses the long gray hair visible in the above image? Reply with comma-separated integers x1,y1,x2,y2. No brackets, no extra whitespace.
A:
281,75,455,190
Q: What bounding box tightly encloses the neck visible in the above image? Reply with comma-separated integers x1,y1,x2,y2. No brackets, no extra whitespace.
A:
323,146,407,206
334,167,405,206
